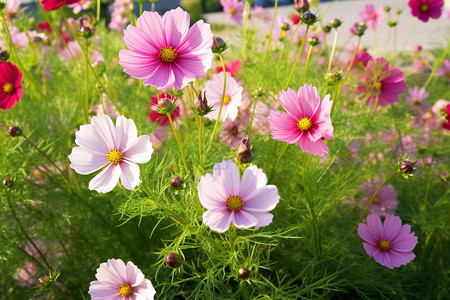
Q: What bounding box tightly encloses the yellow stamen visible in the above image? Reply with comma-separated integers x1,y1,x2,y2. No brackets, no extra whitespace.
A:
372,196,380,204
159,46,177,63
230,8,237,15
227,195,244,211
379,239,391,251
297,117,312,131
3,82,14,94
118,283,132,297
374,82,382,91
223,95,231,105
420,4,429,12
107,149,123,164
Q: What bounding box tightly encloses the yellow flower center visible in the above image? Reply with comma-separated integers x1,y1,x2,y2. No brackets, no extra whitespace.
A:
372,196,380,204
118,283,132,297
379,239,391,251
223,95,231,105
420,4,429,12
227,195,244,211
297,117,312,131
107,149,123,164
446,71,450,79
370,13,377,20
3,82,14,94
159,46,177,63
374,82,382,91
230,7,237,15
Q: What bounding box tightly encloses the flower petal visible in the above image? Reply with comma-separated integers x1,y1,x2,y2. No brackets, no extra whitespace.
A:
366,214,383,241
69,147,109,175
123,135,153,164
213,160,240,196
243,185,280,212
231,210,258,228
239,165,268,200
89,164,121,193
382,215,402,241
198,173,228,209
119,161,141,190
203,207,232,233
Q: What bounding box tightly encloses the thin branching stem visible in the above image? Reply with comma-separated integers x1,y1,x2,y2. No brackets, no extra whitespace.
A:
167,113,189,175
284,25,310,90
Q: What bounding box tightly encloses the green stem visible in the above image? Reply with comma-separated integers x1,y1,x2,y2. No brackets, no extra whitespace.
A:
242,0,251,58
268,143,289,181
84,40,90,123
261,0,278,67
167,113,189,175
303,45,313,85
423,46,448,89
284,25,310,90
381,26,392,55
151,1,155,12
181,260,204,277
205,54,227,156
139,2,143,16
97,0,100,21
198,116,205,175
283,20,302,77
327,29,338,74
400,18,418,53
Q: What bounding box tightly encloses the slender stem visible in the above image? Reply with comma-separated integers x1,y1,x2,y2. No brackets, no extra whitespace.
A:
268,143,289,181
327,29,338,74
205,54,227,156
261,0,278,67
151,1,155,12
198,116,205,175
400,18,418,53
341,172,398,244
84,40,90,123
52,286,74,300
181,260,204,277
242,0,251,58
393,14,400,52
381,26,392,55
423,47,448,89
283,21,302,77
303,45,313,85
139,2,143,16
284,25,310,90
167,113,189,175
97,0,101,21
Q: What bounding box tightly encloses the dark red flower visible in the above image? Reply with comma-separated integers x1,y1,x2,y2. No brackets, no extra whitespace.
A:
290,13,301,25
442,104,450,130
37,21,52,32
149,93,181,126
41,0,81,12
0,62,23,110
408,0,444,22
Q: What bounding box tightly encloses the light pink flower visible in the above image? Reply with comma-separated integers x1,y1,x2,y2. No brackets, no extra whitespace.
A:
89,258,156,299
356,57,406,107
220,0,245,25
436,58,450,78
198,160,280,233
204,71,243,122
119,7,213,91
68,114,153,193
358,214,418,269
68,0,90,14
108,0,133,32
361,179,398,217
6,0,21,14
251,4,272,23
359,4,385,29
405,86,431,114
268,84,334,157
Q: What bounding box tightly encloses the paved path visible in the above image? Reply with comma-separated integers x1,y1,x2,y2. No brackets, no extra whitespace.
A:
205,0,450,51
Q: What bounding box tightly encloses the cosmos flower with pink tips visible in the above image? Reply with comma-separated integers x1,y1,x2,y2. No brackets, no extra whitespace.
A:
220,0,245,26
405,86,431,114
359,4,385,29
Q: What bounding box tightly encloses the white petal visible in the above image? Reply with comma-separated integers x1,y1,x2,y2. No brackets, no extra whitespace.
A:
119,161,141,190
89,164,121,193
116,116,138,151
123,135,154,164
69,147,109,175
91,114,118,149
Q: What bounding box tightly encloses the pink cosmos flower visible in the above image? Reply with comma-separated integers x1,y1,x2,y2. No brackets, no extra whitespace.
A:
443,104,450,130
251,5,272,23
436,58,450,78
68,114,153,193
68,0,91,14
405,86,431,114
358,214,418,269
0,61,23,110
215,60,241,77
220,0,245,26
268,84,334,157
408,0,444,22
356,57,406,107
41,0,81,11
6,0,21,14
149,93,181,126
359,4,385,29
198,160,280,233
119,8,213,91
108,0,133,32
204,72,243,122
347,47,373,71
89,258,156,299
361,179,398,217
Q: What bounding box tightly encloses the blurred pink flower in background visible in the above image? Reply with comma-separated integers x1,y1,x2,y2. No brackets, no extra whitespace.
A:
220,0,245,26
360,179,398,217
68,0,91,14
198,160,280,233
405,86,431,114
251,5,272,23
6,0,21,14
109,0,133,32
436,58,450,78
408,0,444,22
215,60,242,77
359,4,385,29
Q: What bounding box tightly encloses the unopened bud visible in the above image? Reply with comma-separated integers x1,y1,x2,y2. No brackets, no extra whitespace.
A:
3,178,12,187
38,276,48,288
8,126,21,137
322,25,331,33
280,22,290,32
0,50,9,61
212,36,228,54
170,176,183,189
237,137,251,163
384,6,391,13
329,18,342,29
308,37,319,46
196,91,208,112
387,21,397,27
395,8,403,15
79,17,95,39
400,160,415,175
165,252,181,268
355,22,367,37
238,268,250,279
294,0,310,13
301,12,317,26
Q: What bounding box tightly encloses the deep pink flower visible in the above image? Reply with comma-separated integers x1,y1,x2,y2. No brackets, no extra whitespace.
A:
89,258,156,299
41,0,81,11
268,84,334,157
220,0,245,26
405,86,431,114
119,8,213,90
68,114,153,193
443,104,450,130
0,62,23,110
356,57,406,107
359,4,385,29
149,93,181,126
215,60,241,77
361,179,398,217
198,160,280,233
408,0,444,22
347,47,373,71
436,58,450,78
358,214,418,269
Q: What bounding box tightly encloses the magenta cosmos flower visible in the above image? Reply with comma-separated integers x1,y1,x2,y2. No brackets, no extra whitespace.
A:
361,179,398,217
68,114,153,193
198,160,280,233
359,4,385,29
358,214,418,269
89,258,156,299
220,0,245,26
356,57,406,107
119,8,213,91
41,0,81,11
409,0,444,22
205,72,243,122
268,84,333,157
149,93,181,126
0,62,23,110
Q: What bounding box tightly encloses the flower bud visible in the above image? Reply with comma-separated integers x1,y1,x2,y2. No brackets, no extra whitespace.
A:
38,276,48,288
280,22,290,32
92,60,106,75
387,21,397,27
165,252,181,268
0,2,6,10
153,93,178,115
8,126,21,137
395,8,403,15
326,70,342,84
290,13,300,25
301,12,317,26
384,6,391,13
294,0,310,13
238,268,250,279
212,36,228,54
79,17,95,39
308,36,319,46
400,160,415,175
237,137,251,163
329,18,342,29
322,25,331,33
0,50,9,62
170,176,183,189
3,178,12,187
